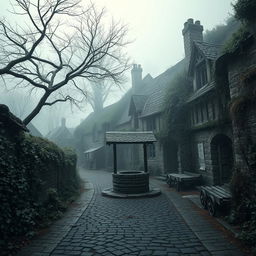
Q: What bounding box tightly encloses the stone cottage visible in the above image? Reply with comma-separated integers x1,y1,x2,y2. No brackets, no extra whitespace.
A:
216,30,256,172
75,18,249,186
47,118,74,148
183,19,234,185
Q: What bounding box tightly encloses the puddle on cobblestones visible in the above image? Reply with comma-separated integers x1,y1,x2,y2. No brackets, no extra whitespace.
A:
182,195,199,199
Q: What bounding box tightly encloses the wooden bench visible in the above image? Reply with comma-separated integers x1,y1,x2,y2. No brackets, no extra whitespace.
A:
200,185,232,217
166,172,202,191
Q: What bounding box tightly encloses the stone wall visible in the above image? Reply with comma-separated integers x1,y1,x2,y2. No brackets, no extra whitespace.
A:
189,124,233,185
228,37,256,170
0,106,78,201
137,141,164,175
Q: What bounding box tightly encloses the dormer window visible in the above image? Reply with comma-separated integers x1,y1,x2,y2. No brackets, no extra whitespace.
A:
196,60,208,90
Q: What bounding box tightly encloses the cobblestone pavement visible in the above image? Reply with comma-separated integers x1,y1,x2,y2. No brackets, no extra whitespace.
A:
50,169,245,256
17,169,247,256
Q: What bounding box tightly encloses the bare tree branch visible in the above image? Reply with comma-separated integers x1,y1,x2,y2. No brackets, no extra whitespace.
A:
0,0,130,124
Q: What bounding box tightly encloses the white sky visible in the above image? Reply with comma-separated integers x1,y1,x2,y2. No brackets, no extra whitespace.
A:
95,0,235,77
0,0,236,133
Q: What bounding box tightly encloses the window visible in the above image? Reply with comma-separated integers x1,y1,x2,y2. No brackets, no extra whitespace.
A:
191,109,194,125
200,104,204,123
148,144,156,158
196,61,208,90
211,101,216,120
146,118,156,131
205,102,209,120
197,143,205,170
195,105,199,123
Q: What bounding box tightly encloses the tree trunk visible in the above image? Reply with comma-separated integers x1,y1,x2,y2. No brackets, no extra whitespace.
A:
23,91,50,125
93,85,104,113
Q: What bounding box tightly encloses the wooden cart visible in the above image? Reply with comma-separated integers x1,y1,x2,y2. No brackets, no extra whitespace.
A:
166,172,201,191
200,185,232,216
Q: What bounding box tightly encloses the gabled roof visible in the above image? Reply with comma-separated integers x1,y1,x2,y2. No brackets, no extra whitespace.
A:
140,59,186,117
106,131,156,144
133,95,148,111
143,74,154,84
141,90,165,118
75,91,131,135
188,41,222,75
47,125,73,147
128,95,148,116
195,41,222,60
116,104,131,126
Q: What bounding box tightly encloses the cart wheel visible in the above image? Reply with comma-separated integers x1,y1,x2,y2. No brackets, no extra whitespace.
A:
200,191,207,209
207,198,216,217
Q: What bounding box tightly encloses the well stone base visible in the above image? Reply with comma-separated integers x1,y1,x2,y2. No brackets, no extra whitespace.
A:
112,171,149,194
102,187,161,198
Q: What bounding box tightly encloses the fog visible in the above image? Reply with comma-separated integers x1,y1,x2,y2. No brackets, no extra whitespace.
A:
0,0,235,135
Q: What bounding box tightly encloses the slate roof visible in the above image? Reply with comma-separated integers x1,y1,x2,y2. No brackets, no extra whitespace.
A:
141,89,166,117
140,59,186,117
116,101,131,126
47,125,73,147
142,74,153,84
194,41,222,60
106,131,156,144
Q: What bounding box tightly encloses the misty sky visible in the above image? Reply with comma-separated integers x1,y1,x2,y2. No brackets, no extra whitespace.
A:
0,0,235,133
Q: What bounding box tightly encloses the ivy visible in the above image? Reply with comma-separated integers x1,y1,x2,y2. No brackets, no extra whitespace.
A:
160,71,191,142
223,25,251,54
0,132,79,255
233,0,256,23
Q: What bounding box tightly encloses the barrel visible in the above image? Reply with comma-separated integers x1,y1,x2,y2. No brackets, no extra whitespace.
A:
112,171,149,194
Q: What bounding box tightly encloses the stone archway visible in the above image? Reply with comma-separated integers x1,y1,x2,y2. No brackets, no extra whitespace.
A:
210,134,233,185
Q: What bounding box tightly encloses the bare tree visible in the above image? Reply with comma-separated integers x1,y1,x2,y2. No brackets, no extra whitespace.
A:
0,88,33,119
0,0,130,125
86,79,121,113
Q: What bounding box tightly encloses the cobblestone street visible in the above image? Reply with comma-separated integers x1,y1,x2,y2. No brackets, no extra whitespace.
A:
18,169,246,256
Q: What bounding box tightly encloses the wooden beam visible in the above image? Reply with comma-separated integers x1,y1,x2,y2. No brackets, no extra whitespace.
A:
143,143,148,173
113,143,117,174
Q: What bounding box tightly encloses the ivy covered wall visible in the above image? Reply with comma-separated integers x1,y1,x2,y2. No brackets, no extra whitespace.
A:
0,108,79,255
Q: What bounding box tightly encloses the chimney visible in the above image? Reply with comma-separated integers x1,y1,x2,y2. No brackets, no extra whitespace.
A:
61,118,66,127
182,19,203,67
131,64,142,93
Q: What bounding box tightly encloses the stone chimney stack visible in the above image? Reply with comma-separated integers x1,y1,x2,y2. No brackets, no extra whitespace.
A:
131,64,142,92
61,118,66,127
182,18,203,67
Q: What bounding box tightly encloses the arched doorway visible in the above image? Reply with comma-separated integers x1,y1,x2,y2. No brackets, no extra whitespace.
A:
163,139,178,173
211,134,233,185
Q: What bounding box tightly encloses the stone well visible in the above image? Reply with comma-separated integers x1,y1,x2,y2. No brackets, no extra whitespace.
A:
112,171,149,194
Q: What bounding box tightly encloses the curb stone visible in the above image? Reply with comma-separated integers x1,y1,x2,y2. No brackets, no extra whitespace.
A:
151,178,246,256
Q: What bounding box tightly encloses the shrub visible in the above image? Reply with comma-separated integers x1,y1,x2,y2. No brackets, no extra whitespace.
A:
0,133,80,255
223,25,251,54
233,0,256,23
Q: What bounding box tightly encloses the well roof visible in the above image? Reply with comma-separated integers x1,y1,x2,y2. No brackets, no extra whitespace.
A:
106,131,156,144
